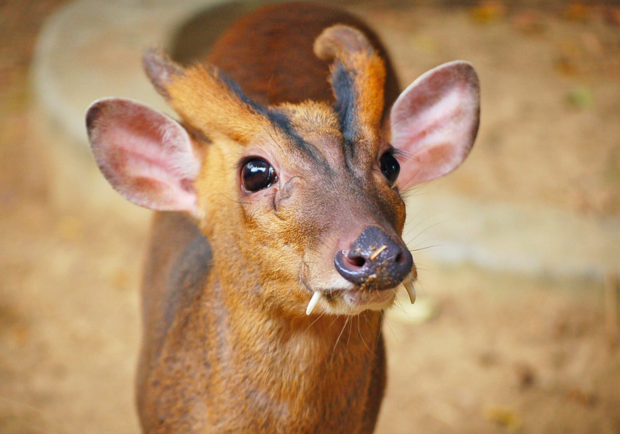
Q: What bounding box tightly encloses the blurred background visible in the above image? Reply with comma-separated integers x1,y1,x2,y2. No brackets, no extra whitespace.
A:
1,0,619,432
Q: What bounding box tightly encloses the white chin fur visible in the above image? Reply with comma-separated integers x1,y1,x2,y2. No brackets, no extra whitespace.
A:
305,273,415,316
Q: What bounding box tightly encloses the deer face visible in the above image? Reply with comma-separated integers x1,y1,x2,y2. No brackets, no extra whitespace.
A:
86,26,479,316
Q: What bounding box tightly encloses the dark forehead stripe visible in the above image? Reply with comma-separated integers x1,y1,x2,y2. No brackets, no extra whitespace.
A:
266,109,328,166
217,69,268,116
216,70,330,168
331,62,360,153
215,71,318,153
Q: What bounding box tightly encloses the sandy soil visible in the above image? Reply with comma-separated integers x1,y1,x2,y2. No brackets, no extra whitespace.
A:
1,1,619,433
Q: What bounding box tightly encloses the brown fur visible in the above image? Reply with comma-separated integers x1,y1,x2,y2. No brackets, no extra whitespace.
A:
205,3,400,109
314,25,386,137
136,4,407,433
167,63,268,144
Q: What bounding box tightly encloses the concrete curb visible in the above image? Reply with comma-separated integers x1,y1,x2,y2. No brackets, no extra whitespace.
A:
405,193,620,280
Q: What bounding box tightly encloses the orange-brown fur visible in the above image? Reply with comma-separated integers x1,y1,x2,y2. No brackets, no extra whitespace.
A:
136,4,404,433
167,64,267,144
314,26,387,138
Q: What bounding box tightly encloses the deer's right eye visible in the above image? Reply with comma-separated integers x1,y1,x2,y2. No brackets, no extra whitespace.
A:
241,158,277,193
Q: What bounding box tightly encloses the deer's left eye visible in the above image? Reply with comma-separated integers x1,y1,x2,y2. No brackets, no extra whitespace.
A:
379,151,400,187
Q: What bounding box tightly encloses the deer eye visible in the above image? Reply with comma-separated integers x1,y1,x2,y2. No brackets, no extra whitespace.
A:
379,151,400,187
241,158,277,192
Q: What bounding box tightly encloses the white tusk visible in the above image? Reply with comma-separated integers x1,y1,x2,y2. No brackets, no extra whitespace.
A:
306,291,323,316
403,279,416,305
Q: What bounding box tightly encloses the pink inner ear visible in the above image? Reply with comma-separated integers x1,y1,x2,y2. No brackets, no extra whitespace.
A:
390,61,480,189
87,98,200,214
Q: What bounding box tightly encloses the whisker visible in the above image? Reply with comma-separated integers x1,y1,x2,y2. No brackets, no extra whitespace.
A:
346,315,354,346
392,290,408,315
405,219,449,246
357,314,376,357
399,166,426,191
329,315,341,329
331,317,351,361
403,214,436,241
304,311,326,333
217,192,250,205
382,314,399,343
410,245,439,253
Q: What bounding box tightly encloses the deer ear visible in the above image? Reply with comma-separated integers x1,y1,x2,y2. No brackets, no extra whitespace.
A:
86,98,201,216
390,61,480,189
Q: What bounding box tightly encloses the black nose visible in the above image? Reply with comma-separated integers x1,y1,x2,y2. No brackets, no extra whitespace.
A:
334,226,413,290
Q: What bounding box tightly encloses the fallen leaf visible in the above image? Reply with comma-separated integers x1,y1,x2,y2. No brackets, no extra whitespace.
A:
514,362,536,390
566,86,594,109
484,405,522,431
511,11,546,34
471,1,506,24
564,2,590,22
566,387,597,407
412,35,439,55
555,57,579,76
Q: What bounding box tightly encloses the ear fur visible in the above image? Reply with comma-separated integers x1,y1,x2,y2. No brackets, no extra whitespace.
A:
143,47,185,100
142,48,268,144
390,61,480,188
86,97,201,216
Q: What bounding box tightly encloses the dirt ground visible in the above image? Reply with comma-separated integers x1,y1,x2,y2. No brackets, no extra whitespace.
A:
1,1,620,433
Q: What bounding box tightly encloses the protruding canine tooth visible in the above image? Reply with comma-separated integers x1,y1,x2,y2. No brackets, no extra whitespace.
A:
306,291,322,316
404,279,416,304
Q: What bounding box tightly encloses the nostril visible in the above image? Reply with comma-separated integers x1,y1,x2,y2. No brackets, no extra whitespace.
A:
395,251,406,264
346,255,366,268
334,250,368,285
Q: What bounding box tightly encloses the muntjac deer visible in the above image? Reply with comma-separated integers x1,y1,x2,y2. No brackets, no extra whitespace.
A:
86,3,479,433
